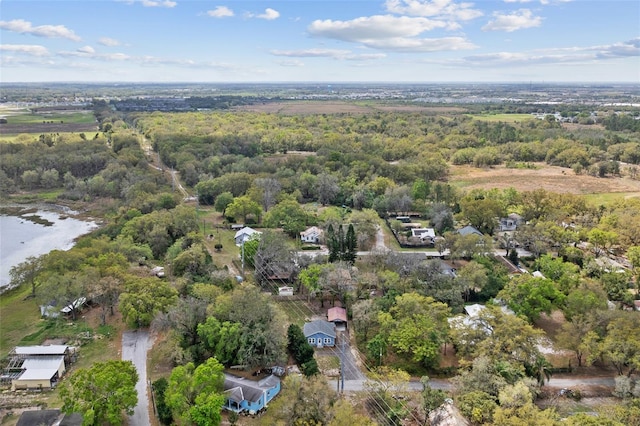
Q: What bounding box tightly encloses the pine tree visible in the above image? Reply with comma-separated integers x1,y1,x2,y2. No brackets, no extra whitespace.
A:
345,223,357,264
327,224,338,262
336,225,345,261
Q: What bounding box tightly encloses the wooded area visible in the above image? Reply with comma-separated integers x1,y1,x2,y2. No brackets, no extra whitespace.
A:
1,88,640,425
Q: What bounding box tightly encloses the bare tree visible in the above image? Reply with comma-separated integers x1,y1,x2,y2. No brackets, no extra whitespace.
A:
255,177,281,212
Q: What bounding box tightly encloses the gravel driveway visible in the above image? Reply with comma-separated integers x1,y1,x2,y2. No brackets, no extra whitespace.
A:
122,330,151,426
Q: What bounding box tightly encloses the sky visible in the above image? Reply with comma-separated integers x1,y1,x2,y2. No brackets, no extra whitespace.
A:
0,0,639,83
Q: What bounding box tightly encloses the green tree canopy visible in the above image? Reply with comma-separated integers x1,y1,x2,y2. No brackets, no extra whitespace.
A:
378,292,450,368
119,277,178,327
60,360,138,426
165,357,226,426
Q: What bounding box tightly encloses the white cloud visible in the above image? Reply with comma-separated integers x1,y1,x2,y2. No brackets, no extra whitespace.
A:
309,15,447,41
346,53,388,60
0,44,49,56
364,36,476,52
385,0,483,21
482,9,542,32
246,8,280,20
276,59,305,67
271,48,387,61
504,0,572,4
58,49,131,61
98,37,121,46
119,0,176,7
77,46,95,54
308,15,476,52
271,48,352,58
453,38,640,67
143,0,176,7
0,19,81,41
258,8,280,20
207,6,234,18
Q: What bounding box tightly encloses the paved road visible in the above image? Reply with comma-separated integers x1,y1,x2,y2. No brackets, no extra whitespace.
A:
335,332,365,381
122,330,151,426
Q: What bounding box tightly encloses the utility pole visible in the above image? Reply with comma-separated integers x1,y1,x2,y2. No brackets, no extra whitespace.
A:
241,239,245,279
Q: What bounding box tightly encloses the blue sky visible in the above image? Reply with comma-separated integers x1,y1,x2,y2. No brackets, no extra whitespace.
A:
0,0,638,82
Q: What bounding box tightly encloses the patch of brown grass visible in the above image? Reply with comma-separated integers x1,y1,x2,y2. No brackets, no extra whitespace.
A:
450,163,640,196
535,310,566,341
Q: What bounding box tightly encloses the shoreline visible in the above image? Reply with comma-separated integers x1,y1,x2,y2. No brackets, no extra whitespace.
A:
0,204,100,293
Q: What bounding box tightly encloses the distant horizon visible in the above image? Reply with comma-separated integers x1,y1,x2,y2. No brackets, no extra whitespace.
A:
2,81,639,86
1,1,638,83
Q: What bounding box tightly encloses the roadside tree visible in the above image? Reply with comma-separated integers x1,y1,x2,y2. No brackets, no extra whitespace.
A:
60,360,138,426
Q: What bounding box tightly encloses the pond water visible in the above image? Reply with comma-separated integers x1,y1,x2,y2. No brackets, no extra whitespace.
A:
0,207,98,289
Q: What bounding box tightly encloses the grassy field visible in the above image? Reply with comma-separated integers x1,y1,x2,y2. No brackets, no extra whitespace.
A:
275,299,315,326
466,113,535,123
1,111,95,125
0,285,42,357
450,163,640,197
582,192,640,206
0,110,98,136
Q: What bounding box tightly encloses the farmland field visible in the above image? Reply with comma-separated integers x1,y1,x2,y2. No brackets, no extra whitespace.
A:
0,108,98,135
234,100,467,114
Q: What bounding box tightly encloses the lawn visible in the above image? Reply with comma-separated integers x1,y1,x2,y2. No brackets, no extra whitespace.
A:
0,285,42,357
275,299,315,326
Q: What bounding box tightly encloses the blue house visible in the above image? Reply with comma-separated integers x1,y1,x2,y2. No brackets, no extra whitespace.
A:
223,374,280,415
303,320,336,348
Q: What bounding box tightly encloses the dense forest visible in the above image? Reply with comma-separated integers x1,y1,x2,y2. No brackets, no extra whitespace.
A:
2,95,640,425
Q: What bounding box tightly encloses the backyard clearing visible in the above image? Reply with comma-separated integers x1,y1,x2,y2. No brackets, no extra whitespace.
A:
450,163,640,198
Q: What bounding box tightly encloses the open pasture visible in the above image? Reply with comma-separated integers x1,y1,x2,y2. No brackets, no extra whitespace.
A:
466,113,535,123
450,163,640,198
234,100,467,114
0,109,97,135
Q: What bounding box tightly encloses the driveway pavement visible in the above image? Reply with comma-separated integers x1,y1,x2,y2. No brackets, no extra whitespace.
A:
122,330,151,426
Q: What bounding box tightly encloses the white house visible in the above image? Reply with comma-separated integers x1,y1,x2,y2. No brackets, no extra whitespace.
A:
234,227,261,246
411,227,435,243
499,213,523,232
300,226,323,244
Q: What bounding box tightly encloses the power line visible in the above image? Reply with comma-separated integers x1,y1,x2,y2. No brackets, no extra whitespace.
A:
249,246,426,425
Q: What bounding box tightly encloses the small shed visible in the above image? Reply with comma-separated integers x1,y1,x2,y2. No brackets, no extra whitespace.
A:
327,307,348,330
303,320,336,348
278,286,294,296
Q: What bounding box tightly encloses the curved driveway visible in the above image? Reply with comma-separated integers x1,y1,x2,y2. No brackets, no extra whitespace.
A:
122,330,151,426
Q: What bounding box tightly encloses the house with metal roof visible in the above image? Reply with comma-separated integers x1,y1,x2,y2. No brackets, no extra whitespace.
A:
4,345,76,391
223,374,281,415
303,320,336,348
234,227,261,246
327,307,347,329
457,225,483,237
